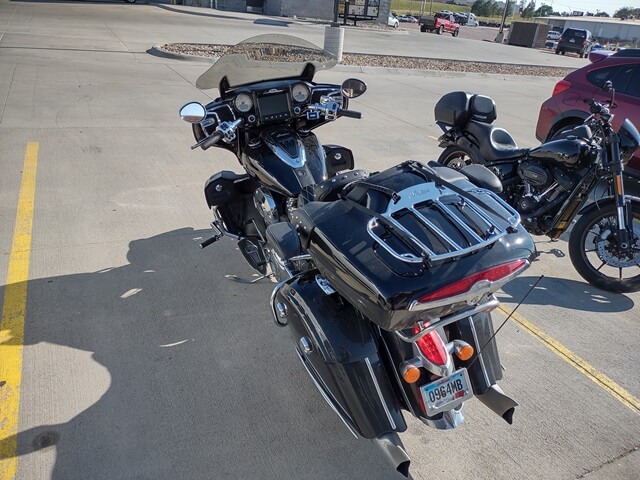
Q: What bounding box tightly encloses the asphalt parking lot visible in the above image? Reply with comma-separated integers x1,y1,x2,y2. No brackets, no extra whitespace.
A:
0,2,639,480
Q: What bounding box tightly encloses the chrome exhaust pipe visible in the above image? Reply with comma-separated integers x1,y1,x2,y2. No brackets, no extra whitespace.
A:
475,384,518,424
373,432,411,478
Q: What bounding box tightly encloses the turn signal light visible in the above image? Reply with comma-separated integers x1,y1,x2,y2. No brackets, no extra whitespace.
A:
401,364,421,384
455,344,475,361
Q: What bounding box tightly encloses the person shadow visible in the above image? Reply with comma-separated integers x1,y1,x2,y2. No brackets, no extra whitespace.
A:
0,228,404,480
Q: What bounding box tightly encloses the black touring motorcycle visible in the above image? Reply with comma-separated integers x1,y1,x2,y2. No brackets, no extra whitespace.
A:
179,34,536,477
433,84,640,292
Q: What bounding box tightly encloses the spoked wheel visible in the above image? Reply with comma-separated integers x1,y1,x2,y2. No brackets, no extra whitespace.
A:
568,203,640,293
437,145,479,170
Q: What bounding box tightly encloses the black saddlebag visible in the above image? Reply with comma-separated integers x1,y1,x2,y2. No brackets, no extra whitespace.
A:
273,271,406,439
291,161,535,331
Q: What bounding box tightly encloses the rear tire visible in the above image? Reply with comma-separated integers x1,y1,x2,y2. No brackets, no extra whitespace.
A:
438,145,481,169
437,26,444,35
420,25,427,32
568,203,640,293
452,28,459,37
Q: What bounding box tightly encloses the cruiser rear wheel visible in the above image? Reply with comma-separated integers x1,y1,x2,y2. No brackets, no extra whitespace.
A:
437,145,481,170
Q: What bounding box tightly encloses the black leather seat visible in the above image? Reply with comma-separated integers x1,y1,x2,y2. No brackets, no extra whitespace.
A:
313,169,370,202
466,121,530,162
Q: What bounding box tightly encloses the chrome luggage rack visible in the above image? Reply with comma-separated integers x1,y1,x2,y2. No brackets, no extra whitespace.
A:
366,181,520,265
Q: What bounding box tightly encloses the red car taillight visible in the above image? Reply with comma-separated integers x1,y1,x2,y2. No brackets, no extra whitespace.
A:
558,36,564,43
413,325,447,365
552,80,572,96
416,258,527,304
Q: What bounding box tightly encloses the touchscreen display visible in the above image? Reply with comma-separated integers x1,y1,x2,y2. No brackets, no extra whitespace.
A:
258,93,289,117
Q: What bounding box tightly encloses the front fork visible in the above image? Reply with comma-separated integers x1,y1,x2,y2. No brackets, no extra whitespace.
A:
607,133,631,249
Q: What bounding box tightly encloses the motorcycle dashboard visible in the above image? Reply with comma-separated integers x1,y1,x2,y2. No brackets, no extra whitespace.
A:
255,88,292,123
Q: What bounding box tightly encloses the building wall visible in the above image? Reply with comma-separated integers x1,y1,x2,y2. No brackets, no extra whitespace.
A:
546,19,640,43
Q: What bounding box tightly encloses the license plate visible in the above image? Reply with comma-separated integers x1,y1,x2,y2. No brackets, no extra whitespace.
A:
420,368,472,416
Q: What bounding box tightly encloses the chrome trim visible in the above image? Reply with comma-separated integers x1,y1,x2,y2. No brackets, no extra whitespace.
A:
270,278,291,326
407,260,530,311
253,187,279,225
419,404,465,430
364,357,396,430
315,275,336,295
299,336,313,354
289,253,312,261
295,348,359,438
365,183,521,265
263,132,307,169
396,298,500,343
212,208,242,240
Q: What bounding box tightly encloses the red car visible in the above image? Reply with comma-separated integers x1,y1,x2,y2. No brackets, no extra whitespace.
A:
535,49,640,176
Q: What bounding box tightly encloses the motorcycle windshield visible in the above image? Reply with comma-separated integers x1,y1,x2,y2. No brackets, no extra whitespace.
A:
196,34,337,90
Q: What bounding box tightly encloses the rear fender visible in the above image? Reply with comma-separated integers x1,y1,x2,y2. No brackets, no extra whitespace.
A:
273,272,406,439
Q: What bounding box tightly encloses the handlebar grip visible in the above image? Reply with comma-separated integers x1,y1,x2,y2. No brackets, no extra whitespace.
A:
201,131,223,150
339,109,362,119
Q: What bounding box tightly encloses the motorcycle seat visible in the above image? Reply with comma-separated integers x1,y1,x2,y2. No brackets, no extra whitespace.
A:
466,120,529,162
313,169,370,202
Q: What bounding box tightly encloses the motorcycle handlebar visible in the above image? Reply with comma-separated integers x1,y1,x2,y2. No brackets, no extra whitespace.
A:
338,109,362,119
201,131,223,150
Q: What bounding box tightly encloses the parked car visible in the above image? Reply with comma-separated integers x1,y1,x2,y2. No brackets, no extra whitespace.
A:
535,49,640,175
547,30,562,41
544,40,558,49
419,12,460,36
555,27,593,58
399,15,418,23
388,14,399,28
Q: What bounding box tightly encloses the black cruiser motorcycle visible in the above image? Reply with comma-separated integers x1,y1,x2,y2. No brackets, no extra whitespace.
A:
433,84,640,293
179,34,536,478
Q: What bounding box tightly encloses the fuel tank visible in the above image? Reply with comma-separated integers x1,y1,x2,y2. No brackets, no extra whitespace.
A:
528,138,595,170
241,126,327,198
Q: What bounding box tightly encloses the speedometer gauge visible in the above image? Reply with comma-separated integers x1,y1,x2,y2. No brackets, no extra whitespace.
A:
234,93,253,113
291,83,310,103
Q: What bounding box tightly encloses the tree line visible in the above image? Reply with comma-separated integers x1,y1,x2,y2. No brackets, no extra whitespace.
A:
470,1,638,19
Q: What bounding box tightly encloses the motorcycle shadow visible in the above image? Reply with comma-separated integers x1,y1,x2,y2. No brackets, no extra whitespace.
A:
0,228,405,480
499,275,635,313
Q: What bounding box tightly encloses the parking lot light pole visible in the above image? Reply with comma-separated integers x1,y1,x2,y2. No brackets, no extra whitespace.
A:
495,0,510,43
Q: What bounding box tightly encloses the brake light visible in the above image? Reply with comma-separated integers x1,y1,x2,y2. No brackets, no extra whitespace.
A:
417,258,527,304
552,80,571,96
582,40,587,46
413,325,447,365
558,36,563,43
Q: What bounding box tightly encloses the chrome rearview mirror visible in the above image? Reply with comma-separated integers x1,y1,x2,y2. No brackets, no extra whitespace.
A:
341,79,367,99
179,102,206,123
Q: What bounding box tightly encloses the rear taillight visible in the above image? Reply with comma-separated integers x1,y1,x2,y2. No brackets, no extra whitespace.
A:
416,258,527,304
558,36,563,43
413,325,447,365
582,40,587,46
552,80,572,96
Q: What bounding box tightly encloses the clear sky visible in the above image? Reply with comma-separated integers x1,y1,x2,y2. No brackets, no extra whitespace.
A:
542,0,640,16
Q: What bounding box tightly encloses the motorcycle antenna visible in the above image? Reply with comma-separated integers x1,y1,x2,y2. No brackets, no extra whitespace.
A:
465,275,544,370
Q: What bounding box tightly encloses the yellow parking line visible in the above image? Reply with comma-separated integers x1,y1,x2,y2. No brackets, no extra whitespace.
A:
0,142,39,479
498,306,640,414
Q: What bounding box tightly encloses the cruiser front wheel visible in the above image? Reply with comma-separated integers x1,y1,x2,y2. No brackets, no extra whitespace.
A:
568,203,640,293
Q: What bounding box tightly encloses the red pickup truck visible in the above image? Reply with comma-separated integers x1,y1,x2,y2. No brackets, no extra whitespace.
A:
419,13,460,36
